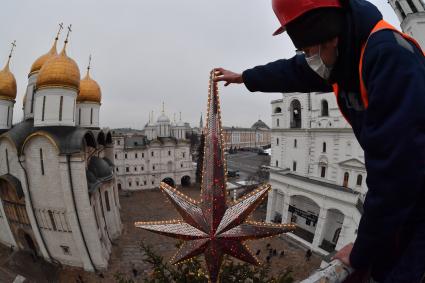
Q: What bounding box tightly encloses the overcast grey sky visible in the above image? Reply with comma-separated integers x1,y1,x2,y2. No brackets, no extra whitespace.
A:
1,0,399,129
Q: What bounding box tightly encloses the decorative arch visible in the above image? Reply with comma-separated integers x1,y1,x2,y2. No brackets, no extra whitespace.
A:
0,135,19,153
105,131,113,144
327,207,345,216
96,131,106,146
289,194,321,208
21,132,59,155
274,107,282,114
162,177,175,187
83,132,97,149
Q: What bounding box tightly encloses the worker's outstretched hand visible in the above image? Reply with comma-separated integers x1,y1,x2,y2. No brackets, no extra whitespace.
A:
213,68,243,86
332,243,353,267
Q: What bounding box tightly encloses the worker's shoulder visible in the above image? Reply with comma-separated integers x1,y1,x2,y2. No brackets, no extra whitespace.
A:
366,29,420,56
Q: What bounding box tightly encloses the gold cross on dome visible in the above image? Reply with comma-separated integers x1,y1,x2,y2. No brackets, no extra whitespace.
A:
56,23,64,39
8,40,16,59
65,24,72,43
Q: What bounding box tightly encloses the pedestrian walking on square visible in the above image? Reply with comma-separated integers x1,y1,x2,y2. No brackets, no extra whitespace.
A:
214,0,425,282
305,249,312,262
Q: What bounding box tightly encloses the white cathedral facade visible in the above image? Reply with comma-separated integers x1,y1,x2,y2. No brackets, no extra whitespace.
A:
266,1,425,255
0,30,121,271
112,110,195,191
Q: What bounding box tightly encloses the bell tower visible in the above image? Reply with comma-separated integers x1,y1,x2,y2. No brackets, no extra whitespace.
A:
389,0,425,49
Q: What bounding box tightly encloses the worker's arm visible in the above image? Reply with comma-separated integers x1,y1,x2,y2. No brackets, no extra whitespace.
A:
215,54,333,93
349,32,425,269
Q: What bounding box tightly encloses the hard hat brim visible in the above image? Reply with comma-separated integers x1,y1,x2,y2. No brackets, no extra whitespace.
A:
273,26,286,36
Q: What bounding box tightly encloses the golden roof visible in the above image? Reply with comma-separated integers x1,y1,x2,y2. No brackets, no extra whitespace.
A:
36,45,80,91
0,58,17,100
78,69,101,103
29,39,58,76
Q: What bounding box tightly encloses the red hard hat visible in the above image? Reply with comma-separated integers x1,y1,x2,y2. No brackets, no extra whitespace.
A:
272,0,343,36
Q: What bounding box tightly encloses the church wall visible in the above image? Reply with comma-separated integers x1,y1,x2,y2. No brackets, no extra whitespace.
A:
33,88,77,127
76,103,100,128
99,183,121,240
24,74,37,119
0,100,14,130
66,156,109,270
0,140,18,247
24,137,86,266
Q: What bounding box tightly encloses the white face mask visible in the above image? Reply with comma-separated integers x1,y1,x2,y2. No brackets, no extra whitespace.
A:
305,46,333,80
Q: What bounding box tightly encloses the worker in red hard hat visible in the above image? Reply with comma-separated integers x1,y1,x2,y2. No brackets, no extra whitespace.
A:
214,0,425,282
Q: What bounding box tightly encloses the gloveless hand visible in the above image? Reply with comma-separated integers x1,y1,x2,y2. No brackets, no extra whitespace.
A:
213,68,243,86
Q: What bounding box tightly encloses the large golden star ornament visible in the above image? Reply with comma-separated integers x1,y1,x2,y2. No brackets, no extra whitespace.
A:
135,70,295,283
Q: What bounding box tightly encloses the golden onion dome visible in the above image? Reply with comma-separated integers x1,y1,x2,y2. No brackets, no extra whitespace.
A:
36,45,80,91
0,58,17,100
78,69,101,103
29,39,58,76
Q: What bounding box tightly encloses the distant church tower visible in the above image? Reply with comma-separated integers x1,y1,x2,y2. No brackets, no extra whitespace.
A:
389,0,425,49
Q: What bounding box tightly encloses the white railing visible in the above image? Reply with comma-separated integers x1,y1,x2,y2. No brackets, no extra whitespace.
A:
300,260,353,283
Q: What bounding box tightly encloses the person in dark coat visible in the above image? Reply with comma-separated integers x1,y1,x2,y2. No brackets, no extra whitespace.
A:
305,249,312,262
214,0,425,282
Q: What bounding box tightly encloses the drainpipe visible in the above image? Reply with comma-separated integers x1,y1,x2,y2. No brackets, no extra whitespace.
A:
66,155,97,272
18,157,53,261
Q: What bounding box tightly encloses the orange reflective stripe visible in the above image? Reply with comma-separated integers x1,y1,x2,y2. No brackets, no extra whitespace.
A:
359,20,425,109
332,83,339,96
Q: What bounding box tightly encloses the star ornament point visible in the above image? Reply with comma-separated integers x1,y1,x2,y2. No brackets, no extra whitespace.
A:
135,70,295,283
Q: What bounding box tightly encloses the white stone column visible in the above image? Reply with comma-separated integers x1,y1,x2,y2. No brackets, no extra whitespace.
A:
281,194,290,224
336,215,351,250
312,207,328,249
266,189,276,222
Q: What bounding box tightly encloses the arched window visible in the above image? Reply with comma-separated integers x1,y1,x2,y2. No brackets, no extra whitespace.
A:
276,118,280,127
293,161,297,172
59,96,63,121
323,142,326,153
275,160,279,167
276,138,279,145
343,172,349,187
294,139,297,148
40,148,45,175
105,191,110,211
356,174,363,186
290,100,302,128
6,106,10,127
321,100,329,117
321,166,326,178
42,96,46,121
274,107,282,114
